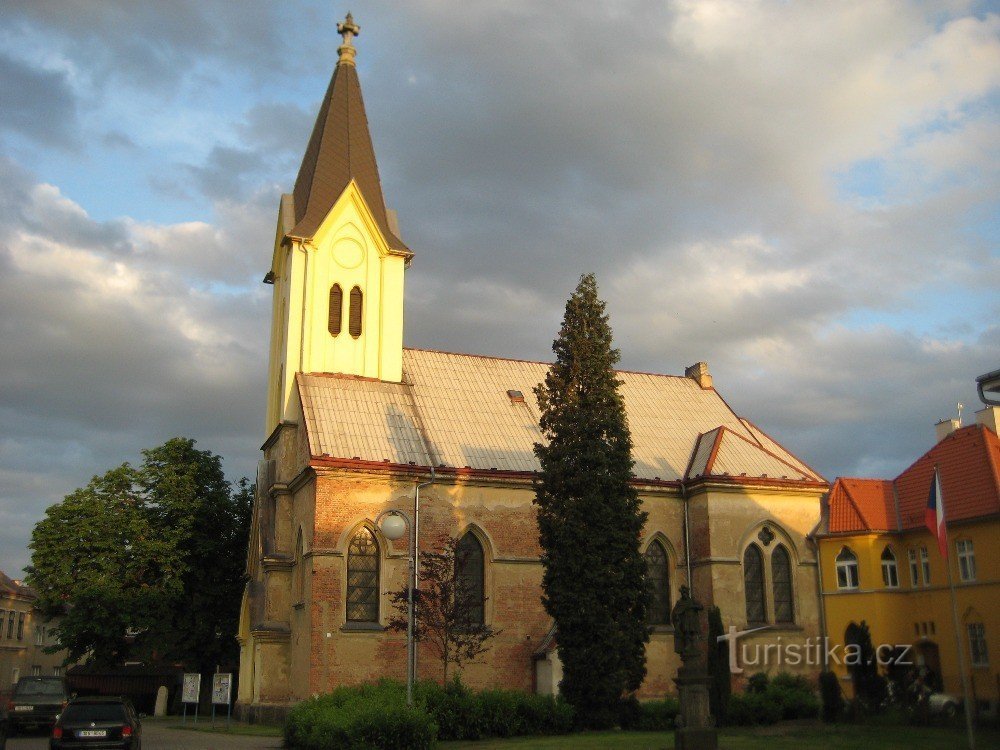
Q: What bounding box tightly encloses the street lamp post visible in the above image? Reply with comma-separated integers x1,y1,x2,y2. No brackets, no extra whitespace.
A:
376,471,434,707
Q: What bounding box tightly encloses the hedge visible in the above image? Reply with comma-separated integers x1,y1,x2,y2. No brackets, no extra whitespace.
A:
285,679,574,749
284,680,437,750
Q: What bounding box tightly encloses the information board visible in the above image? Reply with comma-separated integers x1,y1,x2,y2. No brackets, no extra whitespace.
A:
182,673,201,704
212,673,232,705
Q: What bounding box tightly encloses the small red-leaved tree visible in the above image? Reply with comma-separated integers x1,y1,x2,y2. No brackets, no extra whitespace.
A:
388,535,500,682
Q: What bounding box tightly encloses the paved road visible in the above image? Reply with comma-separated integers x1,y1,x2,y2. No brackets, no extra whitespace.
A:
6,722,282,750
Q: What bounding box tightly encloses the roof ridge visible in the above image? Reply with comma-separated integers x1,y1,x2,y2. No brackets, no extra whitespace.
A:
717,426,818,480
739,418,826,481
404,346,696,381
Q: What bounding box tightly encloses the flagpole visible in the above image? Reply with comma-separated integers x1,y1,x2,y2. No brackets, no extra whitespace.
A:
937,465,976,750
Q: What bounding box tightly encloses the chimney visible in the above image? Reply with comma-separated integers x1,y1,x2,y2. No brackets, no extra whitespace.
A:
685,362,713,389
975,406,999,435
934,418,960,442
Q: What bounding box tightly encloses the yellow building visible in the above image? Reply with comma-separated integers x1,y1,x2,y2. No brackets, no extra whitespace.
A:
237,16,829,720
817,408,1000,711
0,572,69,697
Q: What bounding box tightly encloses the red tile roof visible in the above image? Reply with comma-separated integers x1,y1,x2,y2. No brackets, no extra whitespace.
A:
895,424,1000,529
828,478,896,533
828,424,1000,533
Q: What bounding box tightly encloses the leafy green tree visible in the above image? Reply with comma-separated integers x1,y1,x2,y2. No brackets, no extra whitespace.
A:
138,438,253,672
533,273,650,728
26,438,251,672
26,465,182,665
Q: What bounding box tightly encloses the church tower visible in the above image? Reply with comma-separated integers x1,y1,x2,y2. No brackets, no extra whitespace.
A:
264,14,411,432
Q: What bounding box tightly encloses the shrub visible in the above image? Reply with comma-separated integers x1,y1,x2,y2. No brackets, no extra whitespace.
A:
819,671,844,723
414,678,482,741
746,672,770,694
725,692,783,726
513,692,574,735
285,681,437,750
766,684,819,720
633,698,679,730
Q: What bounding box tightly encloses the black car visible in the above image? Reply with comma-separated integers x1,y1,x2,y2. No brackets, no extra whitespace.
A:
51,697,141,750
7,676,69,734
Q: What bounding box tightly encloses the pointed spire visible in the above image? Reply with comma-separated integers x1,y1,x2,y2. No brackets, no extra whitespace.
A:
288,14,408,253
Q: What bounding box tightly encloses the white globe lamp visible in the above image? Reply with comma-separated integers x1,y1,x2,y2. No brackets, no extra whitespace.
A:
380,513,407,541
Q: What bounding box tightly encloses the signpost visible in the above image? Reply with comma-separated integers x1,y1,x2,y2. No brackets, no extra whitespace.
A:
212,672,233,728
181,673,201,724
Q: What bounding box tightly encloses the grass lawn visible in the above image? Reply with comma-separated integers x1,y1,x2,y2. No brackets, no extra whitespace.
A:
439,722,999,749
163,718,283,737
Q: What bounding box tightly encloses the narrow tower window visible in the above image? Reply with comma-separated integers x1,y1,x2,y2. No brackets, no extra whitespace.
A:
349,286,363,337
328,284,343,336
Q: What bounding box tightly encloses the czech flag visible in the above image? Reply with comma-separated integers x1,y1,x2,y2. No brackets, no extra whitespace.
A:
924,467,948,559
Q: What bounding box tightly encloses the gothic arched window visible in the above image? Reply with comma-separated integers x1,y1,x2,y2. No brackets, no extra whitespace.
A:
645,540,670,625
328,284,343,335
881,546,899,588
349,286,363,337
347,528,379,622
836,547,859,589
771,544,794,623
744,544,767,625
456,532,485,625
294,530,305,603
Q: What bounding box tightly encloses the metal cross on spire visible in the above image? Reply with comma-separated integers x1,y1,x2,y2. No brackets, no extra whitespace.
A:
337,12,360,65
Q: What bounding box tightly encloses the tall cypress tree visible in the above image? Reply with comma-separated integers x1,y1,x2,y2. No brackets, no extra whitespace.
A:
533,273,650,728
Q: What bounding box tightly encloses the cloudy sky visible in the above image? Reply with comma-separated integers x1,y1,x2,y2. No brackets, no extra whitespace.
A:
1,0,997,576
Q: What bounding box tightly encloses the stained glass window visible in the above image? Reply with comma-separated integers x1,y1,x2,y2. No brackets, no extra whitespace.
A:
347,528,379,622
645,541,671,625
772,544,794,623
744,544,766,624
457,533,485,625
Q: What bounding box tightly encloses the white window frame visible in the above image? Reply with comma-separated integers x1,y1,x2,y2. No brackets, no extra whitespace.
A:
920,546,930,586
52,666,63,677
881,547,899,588
908,549,919,587
968,623,988,667
836,548,860,590
957,540,976,582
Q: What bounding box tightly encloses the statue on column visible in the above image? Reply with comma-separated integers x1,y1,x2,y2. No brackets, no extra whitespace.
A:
670,585,717,750
671,586,704,659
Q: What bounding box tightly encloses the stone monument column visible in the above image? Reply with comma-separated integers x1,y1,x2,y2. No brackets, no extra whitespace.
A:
671,586,718,750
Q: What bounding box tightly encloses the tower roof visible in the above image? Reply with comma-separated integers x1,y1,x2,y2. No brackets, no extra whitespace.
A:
289,16,408,252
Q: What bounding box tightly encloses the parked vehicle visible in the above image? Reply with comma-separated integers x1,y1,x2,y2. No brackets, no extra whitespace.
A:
7,676,69,734
50,697,141,750
927,691,962,718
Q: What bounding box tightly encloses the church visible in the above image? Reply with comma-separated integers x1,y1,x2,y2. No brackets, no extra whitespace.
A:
236,16,828,720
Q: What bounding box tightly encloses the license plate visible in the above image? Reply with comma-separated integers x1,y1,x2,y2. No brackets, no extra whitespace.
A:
78,730,107,737
14,705,32,711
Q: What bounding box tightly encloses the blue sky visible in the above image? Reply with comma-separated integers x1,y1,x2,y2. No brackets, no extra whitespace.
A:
0,0,997,576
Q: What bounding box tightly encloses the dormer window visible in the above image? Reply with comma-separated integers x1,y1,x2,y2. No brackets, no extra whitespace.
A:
328,284,343,336
349,286,363,337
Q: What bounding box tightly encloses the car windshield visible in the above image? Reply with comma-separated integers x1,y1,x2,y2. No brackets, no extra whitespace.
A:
14,678,64,697
61,704,127,723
